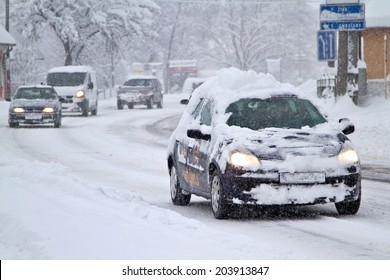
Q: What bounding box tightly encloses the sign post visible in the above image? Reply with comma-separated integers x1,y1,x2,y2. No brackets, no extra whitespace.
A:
318,2,365,104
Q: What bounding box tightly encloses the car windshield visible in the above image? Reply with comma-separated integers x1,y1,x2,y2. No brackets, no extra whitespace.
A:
226,96,326,130
47,72,86,87
14,88,57,100
124,79,153,87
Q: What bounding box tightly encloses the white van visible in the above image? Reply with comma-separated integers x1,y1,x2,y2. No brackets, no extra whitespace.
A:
46,66,98,116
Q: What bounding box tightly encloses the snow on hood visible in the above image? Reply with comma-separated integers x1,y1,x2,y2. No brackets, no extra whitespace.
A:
11,99,59,107
215,124,350,173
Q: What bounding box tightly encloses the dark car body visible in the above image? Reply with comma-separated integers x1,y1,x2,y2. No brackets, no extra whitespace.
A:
167,70,361,219
117,76,163,109
8,86,62,128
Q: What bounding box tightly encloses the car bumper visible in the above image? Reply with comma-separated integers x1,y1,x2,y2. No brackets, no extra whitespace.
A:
9,113,60,125
60,97,86,113
117,93,151,105
220,167,361,206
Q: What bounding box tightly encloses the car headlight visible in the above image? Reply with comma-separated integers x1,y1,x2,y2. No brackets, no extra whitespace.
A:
13,107,25,113
43,107,54,113
338,142,359,163
75,90,85,98
230,151,261,169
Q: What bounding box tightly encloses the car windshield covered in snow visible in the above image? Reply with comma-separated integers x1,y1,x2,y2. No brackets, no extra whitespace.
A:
226,96,327,130
124,79,153,87
47,72,86,87
14,87,58,100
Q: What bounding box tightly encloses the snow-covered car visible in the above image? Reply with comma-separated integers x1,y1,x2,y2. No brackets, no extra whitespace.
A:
116,76,163,109
167,68,361,219
8,85,62,128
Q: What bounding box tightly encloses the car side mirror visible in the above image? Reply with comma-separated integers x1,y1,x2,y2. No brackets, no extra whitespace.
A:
339,118,355,135
187,129,211,141
59,96,65,103
180,99,189,105
5,97,11,102
88,82,94,90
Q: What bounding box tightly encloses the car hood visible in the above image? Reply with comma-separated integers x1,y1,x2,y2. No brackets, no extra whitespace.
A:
11,99,59,108
223,127,345,161
53,86,84,97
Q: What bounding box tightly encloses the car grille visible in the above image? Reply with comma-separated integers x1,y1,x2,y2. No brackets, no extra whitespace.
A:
24,107,45,113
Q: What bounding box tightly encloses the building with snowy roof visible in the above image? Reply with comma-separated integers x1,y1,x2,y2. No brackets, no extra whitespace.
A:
0,24,16,100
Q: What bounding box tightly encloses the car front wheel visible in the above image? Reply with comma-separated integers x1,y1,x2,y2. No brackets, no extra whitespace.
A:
335,195,361,215
117,100,124,110
9,121,19,128
335,184,361,215
170,165,191,205
157,96,163,109
211,171,230,219
147,98,154,109
81,101,89,116
54,116,62,128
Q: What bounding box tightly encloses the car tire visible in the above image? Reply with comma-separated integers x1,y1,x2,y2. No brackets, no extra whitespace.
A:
9,121,18,128
335,183,361,215
147,98,154,109
128,103,134,109
54,116,62,128
157,96,163,109
170,165,191,206
117,100,124,110
82,101,89,117
91,101,98,116
210,170,230,219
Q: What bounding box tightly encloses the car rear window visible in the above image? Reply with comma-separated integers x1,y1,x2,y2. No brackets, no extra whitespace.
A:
124,79,153,87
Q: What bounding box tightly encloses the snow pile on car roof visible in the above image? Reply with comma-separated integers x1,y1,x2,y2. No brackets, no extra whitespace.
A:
48,65,94,73
187,67,300,115
196,67,297,99
189,68,300,110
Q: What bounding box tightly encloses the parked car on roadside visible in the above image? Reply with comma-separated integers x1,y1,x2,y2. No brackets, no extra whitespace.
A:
8,85,62,128
117,76,163,109
167,68,361,219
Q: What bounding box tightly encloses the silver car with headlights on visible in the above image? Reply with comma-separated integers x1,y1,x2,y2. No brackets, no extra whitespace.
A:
8,85,62,128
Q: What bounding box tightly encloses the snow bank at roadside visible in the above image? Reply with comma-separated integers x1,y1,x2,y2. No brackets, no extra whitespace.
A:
0,153,283,259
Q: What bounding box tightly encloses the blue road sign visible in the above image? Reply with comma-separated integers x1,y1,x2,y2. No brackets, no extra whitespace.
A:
320,20,365,31
320,4,365,21
319,3,365,31
318,30,336,61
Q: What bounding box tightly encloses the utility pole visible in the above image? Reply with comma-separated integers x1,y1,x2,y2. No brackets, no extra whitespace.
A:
385,34,388,100
5,0,10,31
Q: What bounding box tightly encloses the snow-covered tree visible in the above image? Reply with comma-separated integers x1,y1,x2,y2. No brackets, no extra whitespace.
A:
12,0,159,66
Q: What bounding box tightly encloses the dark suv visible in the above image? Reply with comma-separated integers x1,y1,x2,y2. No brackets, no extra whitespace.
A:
117,76,163,109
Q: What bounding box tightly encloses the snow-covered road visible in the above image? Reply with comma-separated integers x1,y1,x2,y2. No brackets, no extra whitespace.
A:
1,95,389,259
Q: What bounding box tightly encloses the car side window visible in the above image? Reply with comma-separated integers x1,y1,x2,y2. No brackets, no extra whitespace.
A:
199,100,212,126
192,99,204,119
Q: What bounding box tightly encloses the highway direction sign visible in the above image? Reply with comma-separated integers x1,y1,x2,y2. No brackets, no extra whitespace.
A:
320,4,365,21
318,30,336,61
319,3,365,31
320,20,365,31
